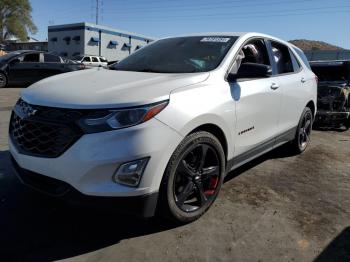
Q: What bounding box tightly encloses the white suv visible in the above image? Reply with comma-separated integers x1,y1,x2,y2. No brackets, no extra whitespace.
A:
9,33,317,223
73,55,108,68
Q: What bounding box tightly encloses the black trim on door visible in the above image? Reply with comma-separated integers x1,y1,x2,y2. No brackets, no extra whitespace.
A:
225,126,297,173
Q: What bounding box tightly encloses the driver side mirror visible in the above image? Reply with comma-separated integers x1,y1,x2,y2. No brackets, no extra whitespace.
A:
228,63,272,82
9,58,20,65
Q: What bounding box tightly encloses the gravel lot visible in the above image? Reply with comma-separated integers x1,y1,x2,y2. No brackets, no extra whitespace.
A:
0,88,349,262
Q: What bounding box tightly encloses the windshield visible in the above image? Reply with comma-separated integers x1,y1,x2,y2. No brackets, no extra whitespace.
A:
112,36,238,73
0,52,22,62
100,57,107,62
312,64,349,81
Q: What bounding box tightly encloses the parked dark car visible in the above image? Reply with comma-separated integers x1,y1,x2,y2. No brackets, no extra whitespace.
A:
311,60,350,129
0,50,85,88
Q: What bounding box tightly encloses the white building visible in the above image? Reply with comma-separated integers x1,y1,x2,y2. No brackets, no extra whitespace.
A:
48,22,154,62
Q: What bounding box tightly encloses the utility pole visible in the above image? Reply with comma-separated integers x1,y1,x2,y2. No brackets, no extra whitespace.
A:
96,0,100,25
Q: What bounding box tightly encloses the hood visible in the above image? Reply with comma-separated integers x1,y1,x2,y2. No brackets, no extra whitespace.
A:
318,81,349,88
21,68,209,109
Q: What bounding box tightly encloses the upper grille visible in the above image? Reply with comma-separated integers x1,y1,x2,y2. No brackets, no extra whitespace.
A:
9,99,84,158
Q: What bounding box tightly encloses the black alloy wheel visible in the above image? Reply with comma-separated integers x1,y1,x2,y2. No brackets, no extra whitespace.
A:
173,143,220,212
298,109,313,151
0,72,7,88
289,107,313,154
158,131,225,223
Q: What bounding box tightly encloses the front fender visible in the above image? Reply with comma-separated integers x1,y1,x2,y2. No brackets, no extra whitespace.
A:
155,82,236,160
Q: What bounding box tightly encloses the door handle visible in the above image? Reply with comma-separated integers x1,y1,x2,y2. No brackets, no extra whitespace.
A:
270,83,279,90
301,77,306,83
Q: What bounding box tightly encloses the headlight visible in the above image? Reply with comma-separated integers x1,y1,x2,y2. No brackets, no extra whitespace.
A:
79,100,168,133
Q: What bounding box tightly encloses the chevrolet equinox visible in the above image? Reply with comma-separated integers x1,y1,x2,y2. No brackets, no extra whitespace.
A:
9,33,317,223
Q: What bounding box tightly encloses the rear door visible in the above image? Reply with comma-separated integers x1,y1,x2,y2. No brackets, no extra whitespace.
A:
232,38,283,164
40,53,64,80
268,40,307,145
8,53,40,85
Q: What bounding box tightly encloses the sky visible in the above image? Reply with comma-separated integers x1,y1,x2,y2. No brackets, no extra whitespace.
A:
29,0,350,49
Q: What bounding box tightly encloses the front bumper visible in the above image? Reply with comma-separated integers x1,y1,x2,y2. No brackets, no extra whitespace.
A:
9,118,183,198
11,156,159,217
314,110,350,127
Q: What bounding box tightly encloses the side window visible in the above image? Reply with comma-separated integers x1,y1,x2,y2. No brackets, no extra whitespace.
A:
83,56,91,62
22,53,40,62
289,49,301,72
92,57,99,62
270,41,294,74
231,38,271,75
44,54,61,63
241,39,271,66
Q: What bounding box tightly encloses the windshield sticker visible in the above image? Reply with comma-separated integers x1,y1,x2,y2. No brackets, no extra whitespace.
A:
200,37,230,43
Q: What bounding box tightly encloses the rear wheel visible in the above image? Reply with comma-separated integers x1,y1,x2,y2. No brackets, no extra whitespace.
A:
158,131,225,223
0,72,7,88
289,107,313,154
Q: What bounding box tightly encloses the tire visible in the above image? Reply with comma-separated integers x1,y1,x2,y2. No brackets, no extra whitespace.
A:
0,72,7,88
289,107,313,154
158,131,226,224
345,116,350,130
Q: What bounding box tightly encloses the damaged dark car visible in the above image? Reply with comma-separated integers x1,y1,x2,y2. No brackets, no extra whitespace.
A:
311,60,350,129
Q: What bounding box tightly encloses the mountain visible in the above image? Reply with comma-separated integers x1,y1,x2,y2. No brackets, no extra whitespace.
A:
288,39,344,51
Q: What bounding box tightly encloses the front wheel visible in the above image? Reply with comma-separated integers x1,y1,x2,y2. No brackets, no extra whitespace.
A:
345,115,350,130
0,72,7,88
289,107,313,154
158,131,225,223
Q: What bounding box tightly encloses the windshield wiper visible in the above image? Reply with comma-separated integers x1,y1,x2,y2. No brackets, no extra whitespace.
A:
135,68,163,73
112,68,163,73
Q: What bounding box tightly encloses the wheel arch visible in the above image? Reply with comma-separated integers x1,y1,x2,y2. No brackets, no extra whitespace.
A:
306,100,316,118
188,123,228,161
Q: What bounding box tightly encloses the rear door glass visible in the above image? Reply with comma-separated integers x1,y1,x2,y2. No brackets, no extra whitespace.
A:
22,53,40,62
270,41,294,74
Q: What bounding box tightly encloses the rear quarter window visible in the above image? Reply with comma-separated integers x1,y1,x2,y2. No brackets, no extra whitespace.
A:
293,47,311,69
44,54,61,63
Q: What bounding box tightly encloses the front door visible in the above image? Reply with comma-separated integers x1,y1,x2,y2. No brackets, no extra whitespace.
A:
230,38,283,166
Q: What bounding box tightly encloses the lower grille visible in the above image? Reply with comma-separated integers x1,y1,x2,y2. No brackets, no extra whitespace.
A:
9,99,83,158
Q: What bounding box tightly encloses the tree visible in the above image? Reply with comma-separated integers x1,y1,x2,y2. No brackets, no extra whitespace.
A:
0,0,37,43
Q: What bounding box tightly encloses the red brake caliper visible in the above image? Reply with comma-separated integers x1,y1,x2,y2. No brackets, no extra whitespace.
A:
205,177,219,196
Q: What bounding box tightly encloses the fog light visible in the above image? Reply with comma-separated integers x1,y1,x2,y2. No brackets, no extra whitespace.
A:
113,158,149,187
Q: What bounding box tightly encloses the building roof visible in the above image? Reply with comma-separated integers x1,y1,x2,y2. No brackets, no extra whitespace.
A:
48,22,155,41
